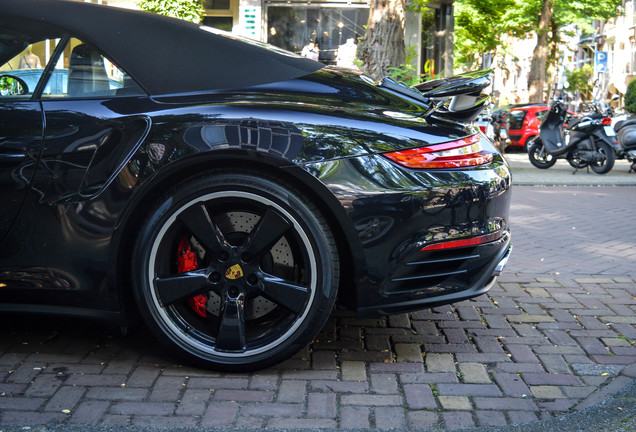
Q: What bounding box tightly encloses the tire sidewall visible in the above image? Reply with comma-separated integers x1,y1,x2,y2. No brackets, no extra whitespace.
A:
131,171,337,370
590,140,615,174
528,137,557,169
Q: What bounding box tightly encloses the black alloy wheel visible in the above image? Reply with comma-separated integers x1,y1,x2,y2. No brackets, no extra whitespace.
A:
589,139,615,174
527,137,557,169
132,170,339,371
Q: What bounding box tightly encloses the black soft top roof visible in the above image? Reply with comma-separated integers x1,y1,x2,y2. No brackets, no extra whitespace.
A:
0,0,323,95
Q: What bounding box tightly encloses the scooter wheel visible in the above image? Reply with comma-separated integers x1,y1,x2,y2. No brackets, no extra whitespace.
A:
589,140,615,174
528,137,557,169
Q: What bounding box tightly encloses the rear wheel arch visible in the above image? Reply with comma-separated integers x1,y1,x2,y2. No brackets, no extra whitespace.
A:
111,152,362,326
522,135,536,152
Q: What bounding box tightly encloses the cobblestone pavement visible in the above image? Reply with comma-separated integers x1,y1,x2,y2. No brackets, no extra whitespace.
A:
1,186,635,430
508,186,636,277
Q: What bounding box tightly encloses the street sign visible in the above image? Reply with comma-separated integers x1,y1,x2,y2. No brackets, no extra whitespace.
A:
594,51,608,73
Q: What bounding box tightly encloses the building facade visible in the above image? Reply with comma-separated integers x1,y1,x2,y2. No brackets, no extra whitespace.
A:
81,0,455,80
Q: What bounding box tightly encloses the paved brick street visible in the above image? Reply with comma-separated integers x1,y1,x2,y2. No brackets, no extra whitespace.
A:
1,186,635,430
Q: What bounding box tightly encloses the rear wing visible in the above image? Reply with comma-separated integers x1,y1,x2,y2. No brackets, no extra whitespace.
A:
414,69,493,123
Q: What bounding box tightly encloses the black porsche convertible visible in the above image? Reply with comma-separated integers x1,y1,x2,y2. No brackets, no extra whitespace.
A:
0,0,511,370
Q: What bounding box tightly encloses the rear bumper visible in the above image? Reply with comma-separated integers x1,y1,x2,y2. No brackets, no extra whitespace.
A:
357,232,512,317
304,141,512,318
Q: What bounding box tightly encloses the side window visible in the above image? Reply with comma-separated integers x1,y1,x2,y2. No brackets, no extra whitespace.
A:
42,38,144,98
0,24,65,99
535,110,548,122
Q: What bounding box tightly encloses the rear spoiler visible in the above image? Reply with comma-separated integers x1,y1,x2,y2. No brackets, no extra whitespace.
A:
379,69,493,123
414,69,493,123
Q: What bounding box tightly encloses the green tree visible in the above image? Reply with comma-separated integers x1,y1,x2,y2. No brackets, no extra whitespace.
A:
504,0,620,102
455,0,621,101
454,0,514,70
564,63,593,101
625,79,636,114
137,0,204,23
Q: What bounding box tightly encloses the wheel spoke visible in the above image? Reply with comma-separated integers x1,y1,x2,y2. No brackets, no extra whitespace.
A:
241,209,290,258
260,274,309,314
215,293,246,351
155,269,212,306
179,204,230,255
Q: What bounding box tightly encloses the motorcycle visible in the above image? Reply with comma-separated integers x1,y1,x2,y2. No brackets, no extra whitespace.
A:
489,108,508,152
614,116,636,172
527,96,615,174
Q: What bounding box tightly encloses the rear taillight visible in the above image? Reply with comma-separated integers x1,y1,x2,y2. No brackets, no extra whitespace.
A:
602,117,612,126
479,126,487,133
421,231,503,251
383,134,494,169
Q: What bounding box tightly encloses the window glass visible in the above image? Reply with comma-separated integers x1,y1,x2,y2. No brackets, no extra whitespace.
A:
267,7,368,65
507,110,527,130
42,37,144,98
202,16,233,32
0,21,65,99
204,0,230,9
535,110,548,122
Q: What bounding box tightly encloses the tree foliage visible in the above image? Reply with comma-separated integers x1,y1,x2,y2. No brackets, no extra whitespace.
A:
505,0,620,102
626,79,636,114
564,63,593,101
455,0,621,101
137,0,204,23
454,0,515,70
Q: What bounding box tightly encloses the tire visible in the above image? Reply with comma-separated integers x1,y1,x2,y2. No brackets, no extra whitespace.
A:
132,170,339,371
528,137,557,169
522,137,534,153
589,139,615,174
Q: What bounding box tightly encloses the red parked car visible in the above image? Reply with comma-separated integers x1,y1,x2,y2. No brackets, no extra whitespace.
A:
505,104,549,151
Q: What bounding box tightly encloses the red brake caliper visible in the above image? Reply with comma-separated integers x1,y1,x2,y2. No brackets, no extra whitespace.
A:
177,237,208,318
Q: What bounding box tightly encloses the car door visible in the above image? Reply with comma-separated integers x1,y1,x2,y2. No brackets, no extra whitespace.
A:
0,33,151,300
32,37,150,205
0,20,66,242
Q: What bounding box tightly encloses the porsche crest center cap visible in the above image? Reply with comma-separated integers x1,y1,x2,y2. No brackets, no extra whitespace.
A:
225,264,244,280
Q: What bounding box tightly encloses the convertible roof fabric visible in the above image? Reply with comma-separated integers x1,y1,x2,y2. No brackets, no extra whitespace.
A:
0,0,323,95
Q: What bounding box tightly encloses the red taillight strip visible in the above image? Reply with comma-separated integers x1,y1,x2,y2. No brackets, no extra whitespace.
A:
383,134,494,169
417,134,481,153
421,231,503,251
602,117,612,126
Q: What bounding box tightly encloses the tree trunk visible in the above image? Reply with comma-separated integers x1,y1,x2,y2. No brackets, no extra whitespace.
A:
528,0,552,102
361,0,406,80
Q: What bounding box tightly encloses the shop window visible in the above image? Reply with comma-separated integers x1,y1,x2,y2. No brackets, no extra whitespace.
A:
202,16,233,32
204,0,237,32
267,7,368,65
204,0,230,10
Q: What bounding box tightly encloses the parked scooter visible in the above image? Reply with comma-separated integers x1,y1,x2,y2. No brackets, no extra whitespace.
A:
614,116,636,172
580,96,622,157
527,95,615,174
